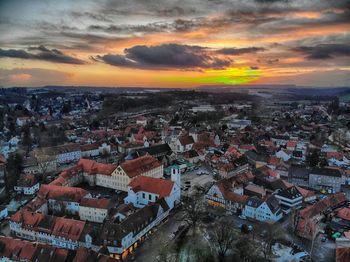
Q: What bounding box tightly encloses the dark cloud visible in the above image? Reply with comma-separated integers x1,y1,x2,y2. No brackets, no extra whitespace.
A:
293,44,350,59
0,45,85,64
94,44,232,70
217,47,266,55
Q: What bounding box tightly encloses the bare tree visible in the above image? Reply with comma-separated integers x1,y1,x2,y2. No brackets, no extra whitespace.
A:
235,235,261,262
100,147,110,163
182,196,205,236
36,154,56,181
211,223,237,262
259,222,285,260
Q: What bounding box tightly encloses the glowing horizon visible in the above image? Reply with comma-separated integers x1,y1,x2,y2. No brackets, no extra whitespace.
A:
0,0,349,88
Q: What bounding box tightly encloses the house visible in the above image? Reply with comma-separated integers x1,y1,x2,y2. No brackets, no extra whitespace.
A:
0,236,117,262
309,167,344,193
337,207,350,222
79,198,111,223
276,149,292,162
206,178,248,214
243,196,283,222
50,156,163,192
81,143,101,158
288,165,309,188
124,166,180,209
16,116,30,127
38,185,91,215
53,144,82,164
286,140,297,151
275,186,303,213
226,119,251,130
336,247,350,262
175,135,194,153
271,135,289,146
217,163,236,178
183,149,200,164
14,174,40,195
297,193,346,239
0,205,8,220
136,116,147,126
10,211,87,250
110,155,163,192
244,184,266,198
132,143,173,166
102,199,171,259
245,150,267,168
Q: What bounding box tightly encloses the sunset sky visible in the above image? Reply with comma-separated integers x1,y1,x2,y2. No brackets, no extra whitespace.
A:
0,0,349,88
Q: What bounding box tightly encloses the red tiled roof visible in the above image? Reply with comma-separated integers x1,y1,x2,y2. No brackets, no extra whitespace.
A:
239,144,256,151
121,155,161,178
217,163,235,172
78,158,116,176
287,140,297,148
225,146,242,158
268,156,281,166
80,143,100,151
38,185,89,202
296,186,315,198
17,174,37,187
327,152,343,160
299,193,346,219
217,179,248,204
128,176,174,198
80,198,111,209
338,207,350,221
52,217,85,241
336,248,350,262
11,211,45,227
178,135,194,146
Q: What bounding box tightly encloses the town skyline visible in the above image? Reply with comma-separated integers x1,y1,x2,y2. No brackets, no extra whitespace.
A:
0,0,349,88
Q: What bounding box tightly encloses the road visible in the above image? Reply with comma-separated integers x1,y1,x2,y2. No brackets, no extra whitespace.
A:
128,208,185,262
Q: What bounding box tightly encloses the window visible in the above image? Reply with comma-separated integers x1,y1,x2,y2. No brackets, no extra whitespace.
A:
149,194,152,200
142,193,145,198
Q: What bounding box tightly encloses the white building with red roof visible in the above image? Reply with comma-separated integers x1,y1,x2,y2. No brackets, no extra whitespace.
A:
124,167,180,209
109,154,163,192
79,198,111,223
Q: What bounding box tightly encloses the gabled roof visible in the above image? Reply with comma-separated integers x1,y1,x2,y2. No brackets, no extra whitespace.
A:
245,197,264,208
336,248,350,262
38,184,89,202
128,176,174,198
299,193,346,219
266,195,281,214
52,217,85,241
337,208,350,222
310,167,342,178
121,155,161,178
136,143,172,156
80,198,111,209
216,178,248,204
178,135,194,146
78,159,116,176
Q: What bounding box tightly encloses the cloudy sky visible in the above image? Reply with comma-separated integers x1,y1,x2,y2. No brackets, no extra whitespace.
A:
0,0,349,88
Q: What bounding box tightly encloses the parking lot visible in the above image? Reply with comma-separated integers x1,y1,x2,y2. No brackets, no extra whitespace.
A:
181,165,215,196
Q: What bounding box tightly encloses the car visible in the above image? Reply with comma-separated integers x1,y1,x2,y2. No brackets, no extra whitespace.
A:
241,224,253,233
238,215,247,220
